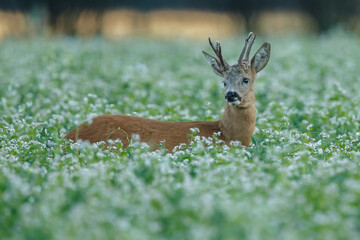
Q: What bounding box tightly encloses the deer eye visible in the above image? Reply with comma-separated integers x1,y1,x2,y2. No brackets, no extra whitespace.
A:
242,78,250,84
223,82,227,87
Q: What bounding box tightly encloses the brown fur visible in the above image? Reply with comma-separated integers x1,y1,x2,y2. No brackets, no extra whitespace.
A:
65,103,255,150
65,33,270,151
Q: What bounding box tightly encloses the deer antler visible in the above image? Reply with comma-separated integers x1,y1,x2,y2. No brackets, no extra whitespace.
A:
208,38,229,70
238,32,256,70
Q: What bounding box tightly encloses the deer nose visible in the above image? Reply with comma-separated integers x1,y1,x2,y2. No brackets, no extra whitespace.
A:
225,91,241,102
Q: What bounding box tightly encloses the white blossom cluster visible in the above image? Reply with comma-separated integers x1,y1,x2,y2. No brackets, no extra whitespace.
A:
0,32,360,239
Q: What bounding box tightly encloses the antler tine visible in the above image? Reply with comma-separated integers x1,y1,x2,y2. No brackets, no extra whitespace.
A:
238,32,256,64
245,33,256,63
208,38,218,55
208,38,228,69
238,38,249,64
215,42,226,68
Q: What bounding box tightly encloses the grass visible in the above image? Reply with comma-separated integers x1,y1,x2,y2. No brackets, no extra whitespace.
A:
0,31,360,239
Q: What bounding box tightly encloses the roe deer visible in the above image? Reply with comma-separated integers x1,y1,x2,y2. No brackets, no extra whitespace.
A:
65,32,271,150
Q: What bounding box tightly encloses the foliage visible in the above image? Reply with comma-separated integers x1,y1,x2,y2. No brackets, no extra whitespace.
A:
1,32,360,239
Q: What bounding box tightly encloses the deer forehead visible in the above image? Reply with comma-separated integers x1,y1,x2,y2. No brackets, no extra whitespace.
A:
225,67,241,79
225,67,253,82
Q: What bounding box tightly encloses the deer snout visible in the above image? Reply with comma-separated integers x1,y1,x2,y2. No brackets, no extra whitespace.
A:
225,91,241,103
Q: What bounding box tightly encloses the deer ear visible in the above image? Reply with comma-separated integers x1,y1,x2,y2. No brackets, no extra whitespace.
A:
251,42,271,73
202,51,225,77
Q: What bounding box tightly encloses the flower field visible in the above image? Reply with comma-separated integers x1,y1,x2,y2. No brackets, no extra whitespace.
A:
1,31,360,239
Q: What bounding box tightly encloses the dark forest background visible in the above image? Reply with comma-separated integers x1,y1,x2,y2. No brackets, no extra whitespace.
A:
1,0,359,31
0,0,360,37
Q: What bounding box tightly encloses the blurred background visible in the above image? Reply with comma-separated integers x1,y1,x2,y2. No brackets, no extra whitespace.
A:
0,0,359,39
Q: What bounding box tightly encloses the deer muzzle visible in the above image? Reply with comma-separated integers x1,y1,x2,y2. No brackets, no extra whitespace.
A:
225,91,241,104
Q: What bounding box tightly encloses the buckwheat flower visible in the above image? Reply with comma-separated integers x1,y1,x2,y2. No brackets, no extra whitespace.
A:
190,128,200,135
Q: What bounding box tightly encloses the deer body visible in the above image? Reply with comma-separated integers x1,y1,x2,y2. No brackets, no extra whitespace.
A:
65,33,270,151
65,103,255,150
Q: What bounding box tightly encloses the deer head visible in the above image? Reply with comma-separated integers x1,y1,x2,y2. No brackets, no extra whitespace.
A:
203,32,271,108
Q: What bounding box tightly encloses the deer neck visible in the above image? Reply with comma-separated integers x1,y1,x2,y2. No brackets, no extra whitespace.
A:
219,102,256,146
